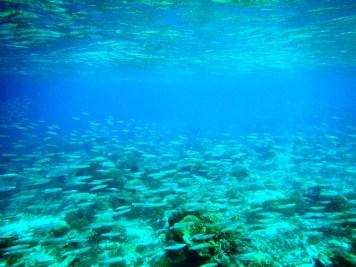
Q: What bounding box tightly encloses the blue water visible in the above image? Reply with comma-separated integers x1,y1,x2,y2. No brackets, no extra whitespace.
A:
0,1,355,266
1,70,355,132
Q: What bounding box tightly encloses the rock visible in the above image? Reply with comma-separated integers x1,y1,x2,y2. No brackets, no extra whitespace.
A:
330,250,356,267
230,165,249,180
164,211,242,266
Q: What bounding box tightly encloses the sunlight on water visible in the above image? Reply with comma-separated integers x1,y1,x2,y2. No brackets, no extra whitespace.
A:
0,0,355,74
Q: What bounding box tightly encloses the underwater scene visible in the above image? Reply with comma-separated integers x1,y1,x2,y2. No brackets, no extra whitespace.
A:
0,0,356,266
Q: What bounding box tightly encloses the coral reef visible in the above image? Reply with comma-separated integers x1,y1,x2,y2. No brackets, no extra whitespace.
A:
164,210,245,267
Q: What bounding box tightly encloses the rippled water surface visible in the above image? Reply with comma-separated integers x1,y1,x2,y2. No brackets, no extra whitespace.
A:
0,0,356,74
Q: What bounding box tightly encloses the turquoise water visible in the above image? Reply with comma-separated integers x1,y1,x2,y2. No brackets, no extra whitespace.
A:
0,1,355,266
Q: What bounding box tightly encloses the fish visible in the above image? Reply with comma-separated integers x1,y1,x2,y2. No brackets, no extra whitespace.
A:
0,185,16,192
191,233,215,242
100,256,125,265
164,243,186,251
199,263,219,267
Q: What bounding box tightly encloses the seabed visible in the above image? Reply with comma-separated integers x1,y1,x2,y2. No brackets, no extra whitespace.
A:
0,99,355,267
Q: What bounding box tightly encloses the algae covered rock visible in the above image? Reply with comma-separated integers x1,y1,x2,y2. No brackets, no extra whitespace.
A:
164,210,243,267
329,250,356,267
64,208,95,231
230,164,250,180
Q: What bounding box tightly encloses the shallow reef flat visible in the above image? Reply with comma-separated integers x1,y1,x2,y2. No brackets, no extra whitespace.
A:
0,100,355,267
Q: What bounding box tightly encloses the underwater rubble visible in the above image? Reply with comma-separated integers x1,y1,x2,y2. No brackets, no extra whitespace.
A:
0,100,355,266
